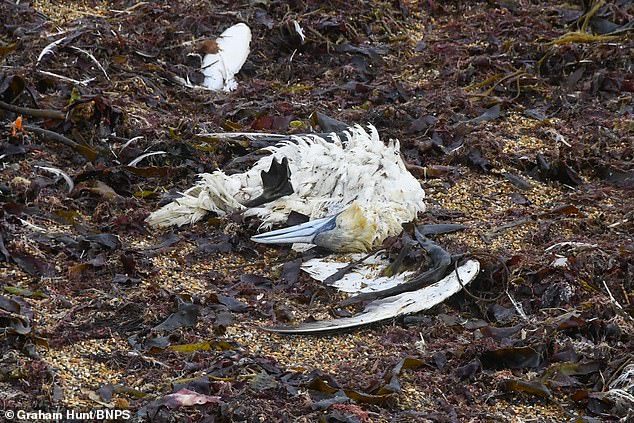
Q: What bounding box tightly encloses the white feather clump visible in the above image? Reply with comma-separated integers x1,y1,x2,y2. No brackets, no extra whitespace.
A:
202,23,251,92
145,172,245,228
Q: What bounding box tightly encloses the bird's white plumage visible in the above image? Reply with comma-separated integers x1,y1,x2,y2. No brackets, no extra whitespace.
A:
202,23,251,92
147,125,425,251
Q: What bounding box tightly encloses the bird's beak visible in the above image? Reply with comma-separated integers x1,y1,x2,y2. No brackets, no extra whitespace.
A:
251,214,337,245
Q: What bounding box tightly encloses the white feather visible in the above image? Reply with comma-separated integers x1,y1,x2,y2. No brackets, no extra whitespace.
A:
35,166,74,194
119,136,144,152
36,35,71,67
202,23,251,92
292,20,305,43
17,218,47,232
37,70,95,86
70,46,110,80
146,172,245,228
128,151,167,167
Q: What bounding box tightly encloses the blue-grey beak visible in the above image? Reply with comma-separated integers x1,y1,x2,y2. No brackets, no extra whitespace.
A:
251,214,337,245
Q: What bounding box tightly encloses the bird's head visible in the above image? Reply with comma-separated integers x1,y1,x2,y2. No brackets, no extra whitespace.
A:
251,202,376,252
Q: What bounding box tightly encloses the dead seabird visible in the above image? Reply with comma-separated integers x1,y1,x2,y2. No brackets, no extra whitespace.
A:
146,125,426,253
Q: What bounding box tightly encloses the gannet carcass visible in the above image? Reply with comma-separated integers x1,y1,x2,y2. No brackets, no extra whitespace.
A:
147,124,480,333
146,125,426,253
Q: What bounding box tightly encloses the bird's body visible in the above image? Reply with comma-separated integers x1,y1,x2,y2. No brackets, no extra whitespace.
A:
147,125,425,252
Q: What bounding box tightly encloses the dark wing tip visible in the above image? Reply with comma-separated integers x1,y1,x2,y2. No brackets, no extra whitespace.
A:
243,157,294,208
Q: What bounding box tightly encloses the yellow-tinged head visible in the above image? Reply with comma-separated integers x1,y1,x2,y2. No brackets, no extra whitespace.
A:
313,203,377,252
251,202,379,252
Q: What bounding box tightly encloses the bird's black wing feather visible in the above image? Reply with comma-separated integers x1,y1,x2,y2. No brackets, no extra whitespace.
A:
243,157,294,207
